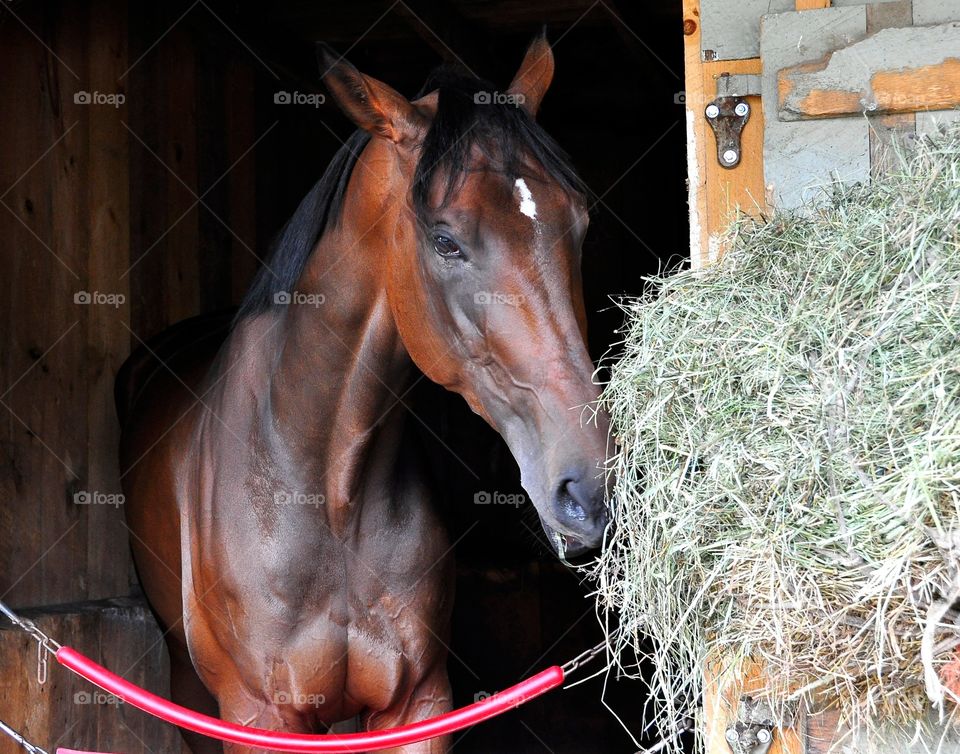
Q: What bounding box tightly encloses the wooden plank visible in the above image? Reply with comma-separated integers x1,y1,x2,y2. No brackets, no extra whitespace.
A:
0,0,92,608
683,0,710,267
866,0,916,179
683,0,767,268
161,26,201,326
869,112,915,176
84,0,132,602
129,9,202,341
699,0,794,62
866,0,913,30
701,58,767,265
761,6,870,209
48,0,92,606
796,0,831,10
704,657,804,754
778,23,960,120
224,58,259,305
197,42,232,314
127,3,167,343
914,0,960,24
0,599,180,754
805,706,843,754
0,0,53,609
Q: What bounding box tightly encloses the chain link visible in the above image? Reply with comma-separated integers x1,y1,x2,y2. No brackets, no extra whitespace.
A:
560,640,607,676
0,600,61,655
0,600,59,686
0,718,49,754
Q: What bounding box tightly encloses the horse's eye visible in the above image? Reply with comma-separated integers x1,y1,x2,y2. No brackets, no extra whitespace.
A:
432,234,462,259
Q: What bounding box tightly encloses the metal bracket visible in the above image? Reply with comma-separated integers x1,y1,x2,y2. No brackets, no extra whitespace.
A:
716,73,762,98
724,697,795,754
705,96,751,170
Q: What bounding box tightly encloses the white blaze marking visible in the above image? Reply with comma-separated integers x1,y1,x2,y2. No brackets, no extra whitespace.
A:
514,178,537,220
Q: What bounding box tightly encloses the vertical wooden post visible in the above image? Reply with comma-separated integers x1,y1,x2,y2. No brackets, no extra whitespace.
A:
162,26,201,327
682,0,710,268
85,0,132,601
704,658,805,754
682,0,767,269
224,58,258,306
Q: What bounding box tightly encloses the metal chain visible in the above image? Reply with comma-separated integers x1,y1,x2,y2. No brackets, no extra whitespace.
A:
0,600,61,654
0,718,49,754
0,599,60,684
560,640,607,676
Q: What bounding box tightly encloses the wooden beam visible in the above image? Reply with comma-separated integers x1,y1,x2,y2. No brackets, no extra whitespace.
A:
682,0,767,269
796,0,831,9
85,0,132,600
0,599,182,752
778,23,960,120
682,0,709,267
705,657,805,754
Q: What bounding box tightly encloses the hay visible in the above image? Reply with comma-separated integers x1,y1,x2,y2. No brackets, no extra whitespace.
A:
594,126,960,751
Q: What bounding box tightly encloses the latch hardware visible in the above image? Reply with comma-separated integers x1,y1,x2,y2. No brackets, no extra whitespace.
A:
723,696,796,754
705,96,750,169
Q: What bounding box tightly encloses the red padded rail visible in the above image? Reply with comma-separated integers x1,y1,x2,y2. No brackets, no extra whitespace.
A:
56,646,564,753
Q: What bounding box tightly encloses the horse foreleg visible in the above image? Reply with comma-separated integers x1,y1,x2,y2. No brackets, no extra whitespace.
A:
214,687,314,754
168,639,223,754
363,667,453,754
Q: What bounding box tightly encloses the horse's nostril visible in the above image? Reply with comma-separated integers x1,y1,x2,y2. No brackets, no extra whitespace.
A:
558,478,589,521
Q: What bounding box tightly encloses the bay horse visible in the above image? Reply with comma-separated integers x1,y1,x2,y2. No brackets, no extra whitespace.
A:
116,34,609,754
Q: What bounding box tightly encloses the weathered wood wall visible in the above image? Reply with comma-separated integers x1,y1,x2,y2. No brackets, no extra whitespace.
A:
0,2,266,750
0,1,683,751
0,599,182,754
0,0,262,610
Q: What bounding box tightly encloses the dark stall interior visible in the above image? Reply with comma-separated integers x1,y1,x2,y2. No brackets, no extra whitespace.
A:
0,1,687,752
228,5,689,748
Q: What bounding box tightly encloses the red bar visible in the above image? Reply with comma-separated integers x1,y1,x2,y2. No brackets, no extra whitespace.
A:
56,646,564,753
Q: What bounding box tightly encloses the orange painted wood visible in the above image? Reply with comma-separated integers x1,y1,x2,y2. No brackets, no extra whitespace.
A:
704,657,805,754
682,0,767,269
780,55,960,120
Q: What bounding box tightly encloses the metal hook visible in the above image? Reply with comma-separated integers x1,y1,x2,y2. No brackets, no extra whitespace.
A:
36,638,47,685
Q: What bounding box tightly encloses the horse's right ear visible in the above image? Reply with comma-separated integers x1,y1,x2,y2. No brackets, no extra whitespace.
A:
318,43,425,146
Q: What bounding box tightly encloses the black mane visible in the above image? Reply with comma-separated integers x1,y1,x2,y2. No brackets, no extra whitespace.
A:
235,66,585,320
411,67,585,215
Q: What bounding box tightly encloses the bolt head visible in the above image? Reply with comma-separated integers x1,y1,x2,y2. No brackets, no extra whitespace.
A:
735,101,750,117
705,104,720,119
725,728,739,743
722,148,739,164
757,728,772,743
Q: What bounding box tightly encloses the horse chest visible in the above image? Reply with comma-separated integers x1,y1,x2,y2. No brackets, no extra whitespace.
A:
267,581,434,714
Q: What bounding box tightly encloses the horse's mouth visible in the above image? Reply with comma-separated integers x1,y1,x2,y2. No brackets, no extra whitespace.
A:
542,524,598,562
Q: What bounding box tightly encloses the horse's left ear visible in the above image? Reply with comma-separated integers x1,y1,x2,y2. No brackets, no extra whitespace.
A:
507,31,555,118
317,43,425,146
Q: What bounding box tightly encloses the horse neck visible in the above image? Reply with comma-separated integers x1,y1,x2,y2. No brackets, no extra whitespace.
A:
257,155,415,532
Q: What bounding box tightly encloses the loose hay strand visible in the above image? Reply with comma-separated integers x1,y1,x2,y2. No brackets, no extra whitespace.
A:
593,127,960,752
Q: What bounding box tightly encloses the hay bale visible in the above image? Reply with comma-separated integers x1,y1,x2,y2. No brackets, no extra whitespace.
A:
595,127,960,750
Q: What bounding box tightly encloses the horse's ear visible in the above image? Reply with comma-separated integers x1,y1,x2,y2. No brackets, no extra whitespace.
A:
318,44,425,145
507,31,555,117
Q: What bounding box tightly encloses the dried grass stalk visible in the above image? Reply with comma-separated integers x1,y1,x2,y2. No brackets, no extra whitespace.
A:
593,126,960,752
